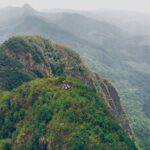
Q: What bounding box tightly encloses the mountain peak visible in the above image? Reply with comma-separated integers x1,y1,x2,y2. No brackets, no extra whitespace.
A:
22,4,33,10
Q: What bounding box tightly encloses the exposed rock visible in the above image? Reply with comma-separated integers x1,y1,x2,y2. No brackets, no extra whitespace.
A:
61,83,71,90
93,73,134,139
5,50,51,77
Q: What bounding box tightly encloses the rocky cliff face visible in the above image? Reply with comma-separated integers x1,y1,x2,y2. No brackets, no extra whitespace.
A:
93,73,134,139
5,50,52,77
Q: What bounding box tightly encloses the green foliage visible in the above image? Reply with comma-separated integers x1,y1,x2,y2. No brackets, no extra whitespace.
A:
116,82,150,150
3,36,31,53
0,139,11,150
0,35,89,91
0,35,137,149
0,77,137,150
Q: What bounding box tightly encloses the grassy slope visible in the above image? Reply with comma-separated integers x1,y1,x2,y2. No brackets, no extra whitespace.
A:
0,77,137,150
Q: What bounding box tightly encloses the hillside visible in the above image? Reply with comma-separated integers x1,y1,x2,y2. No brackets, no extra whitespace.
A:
0,36,133,137
0,35,92,90
0,35,137,149
0,5,149,148
0,77,137,150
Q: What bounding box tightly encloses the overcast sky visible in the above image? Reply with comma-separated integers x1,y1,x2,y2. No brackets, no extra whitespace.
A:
0,0,150,13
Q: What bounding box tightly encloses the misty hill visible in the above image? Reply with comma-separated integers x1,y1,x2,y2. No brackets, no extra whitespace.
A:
0,35,137,149
0,4,149,149
0,6,123,80
45,13,123,45
81,9,150,36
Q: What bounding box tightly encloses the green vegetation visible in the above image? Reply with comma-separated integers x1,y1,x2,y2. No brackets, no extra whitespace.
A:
115,81,150,150
0,77,137,150
0,35,90,91
0,35,137,149
0,7,149,149
0,54,36,90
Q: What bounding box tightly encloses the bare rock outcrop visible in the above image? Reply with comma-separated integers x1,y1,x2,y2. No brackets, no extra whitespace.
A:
93,73,134,139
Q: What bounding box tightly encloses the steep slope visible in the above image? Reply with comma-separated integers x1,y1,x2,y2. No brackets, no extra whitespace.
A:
0,35,137,149
0,35,93,90
46,10,150,150
93,74,133,138
0,77,137,150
